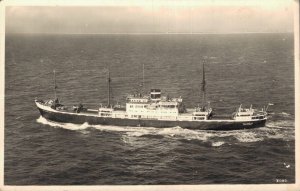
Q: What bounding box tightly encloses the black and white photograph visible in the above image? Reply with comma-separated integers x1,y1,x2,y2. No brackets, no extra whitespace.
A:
1,0,299,190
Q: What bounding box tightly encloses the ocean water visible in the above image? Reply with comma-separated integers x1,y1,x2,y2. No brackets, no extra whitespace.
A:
5,33,295,184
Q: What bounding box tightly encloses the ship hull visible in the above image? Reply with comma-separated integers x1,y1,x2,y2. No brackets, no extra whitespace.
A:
37,105,267,131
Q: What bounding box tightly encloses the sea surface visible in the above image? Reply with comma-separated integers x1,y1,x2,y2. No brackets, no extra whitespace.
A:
5,33,295,185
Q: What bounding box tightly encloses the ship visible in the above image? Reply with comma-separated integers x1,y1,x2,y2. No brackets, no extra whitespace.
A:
35,63,270,131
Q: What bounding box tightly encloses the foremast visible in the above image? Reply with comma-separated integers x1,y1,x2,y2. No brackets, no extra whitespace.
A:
138,63,145,96
53,69,57,101
193,60,212,120
53,69,60,106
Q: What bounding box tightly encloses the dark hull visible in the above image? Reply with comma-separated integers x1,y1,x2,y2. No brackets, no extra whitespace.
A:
37,107,266,131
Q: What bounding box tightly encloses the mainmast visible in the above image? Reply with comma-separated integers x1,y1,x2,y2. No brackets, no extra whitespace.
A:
201,61,206,108
53,69,57,100
138,64,145,96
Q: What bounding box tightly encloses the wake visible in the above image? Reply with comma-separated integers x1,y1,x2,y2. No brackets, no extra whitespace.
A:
36,116,294,147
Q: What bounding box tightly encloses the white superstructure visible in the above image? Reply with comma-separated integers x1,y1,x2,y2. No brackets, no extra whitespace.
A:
97,88,217,121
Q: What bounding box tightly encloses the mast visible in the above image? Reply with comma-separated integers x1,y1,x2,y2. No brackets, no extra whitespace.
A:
53,69,57,100
142,63,145,94
138,64,145,96
201,61,206,108
107,68,111,107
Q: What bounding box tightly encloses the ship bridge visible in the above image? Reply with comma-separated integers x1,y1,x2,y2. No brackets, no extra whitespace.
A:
127,97,149,103
124,89,185,119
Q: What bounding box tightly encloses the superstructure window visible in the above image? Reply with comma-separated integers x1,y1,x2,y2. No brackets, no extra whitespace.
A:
193,117,205,120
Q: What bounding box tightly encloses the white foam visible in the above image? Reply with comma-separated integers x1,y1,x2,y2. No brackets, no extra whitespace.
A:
267,133,285,140
234,132,264,143
258,125,294,141
36,116,89,131
271,112,294,119
121,134,139,145
202,130,265,143
157,127,214,141
266,120,294,129
280,112,291,116
126,131,148,137
212,141,225,147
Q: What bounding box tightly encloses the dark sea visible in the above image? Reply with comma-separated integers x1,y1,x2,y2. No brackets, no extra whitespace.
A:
5,33,295,185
